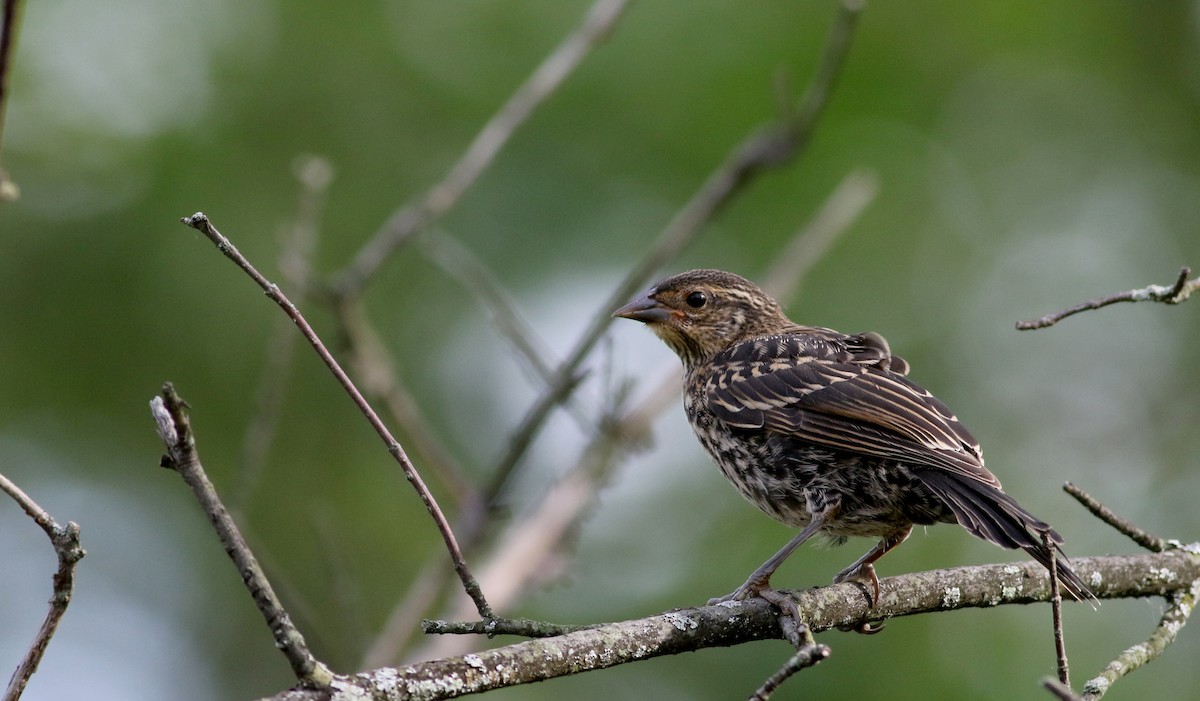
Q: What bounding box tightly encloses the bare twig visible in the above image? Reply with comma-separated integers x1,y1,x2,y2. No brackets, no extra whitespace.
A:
179,212,493,619
261,550,1200,701
1017,266,1199,330
332,0,630,297
0,0,27,200
150,384,334,687
1044,530,1071,688
484,0,866,503
0,473,84,701
1063,482,1167,552
1080,577,1200,701
749,642,831,701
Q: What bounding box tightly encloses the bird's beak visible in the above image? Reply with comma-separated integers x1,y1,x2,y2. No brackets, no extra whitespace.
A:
612,291,672,324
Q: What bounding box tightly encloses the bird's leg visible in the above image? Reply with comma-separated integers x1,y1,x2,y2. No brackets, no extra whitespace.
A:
709,504,836,614
832,525,912,607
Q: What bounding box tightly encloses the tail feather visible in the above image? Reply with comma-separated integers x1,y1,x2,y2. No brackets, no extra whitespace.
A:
917,470,1096,604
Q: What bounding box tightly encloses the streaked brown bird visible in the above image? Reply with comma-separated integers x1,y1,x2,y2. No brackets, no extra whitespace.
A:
614,269,1091,612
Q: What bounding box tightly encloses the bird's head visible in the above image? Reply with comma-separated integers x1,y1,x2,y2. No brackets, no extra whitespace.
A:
613,269,789,369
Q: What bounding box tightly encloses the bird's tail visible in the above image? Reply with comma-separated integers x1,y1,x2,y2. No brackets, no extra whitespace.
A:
916,470,1096,604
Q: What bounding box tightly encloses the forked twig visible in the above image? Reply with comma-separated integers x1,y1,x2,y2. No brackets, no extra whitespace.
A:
750,644,830,700
0,473,85,701
150,384,333,686
1060,483,1200,700
748,619,831,701
1017,266,1199,330
179,212,493,619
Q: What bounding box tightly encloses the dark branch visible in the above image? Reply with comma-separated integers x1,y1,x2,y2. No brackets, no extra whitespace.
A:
1017,266,1199,330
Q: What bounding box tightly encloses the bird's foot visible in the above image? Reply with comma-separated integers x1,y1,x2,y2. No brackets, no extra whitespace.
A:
832,562,886,633
710,577,804,645
833,561,881,607
707,574,767,606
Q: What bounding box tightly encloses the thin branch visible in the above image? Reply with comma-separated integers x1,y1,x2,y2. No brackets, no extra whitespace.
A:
1044,530,1071,688
0,0,27,201
0,473,85,701
332,0,630,297
150,384,334,687
1016,266,1199,330
1063,482,1167,552
483,0,866,503
179,212,493,619
749,642,831,701
1080,578,1200,701
259,550,1200,701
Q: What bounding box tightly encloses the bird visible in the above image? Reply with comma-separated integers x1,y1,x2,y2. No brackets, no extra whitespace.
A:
613,268,1092,614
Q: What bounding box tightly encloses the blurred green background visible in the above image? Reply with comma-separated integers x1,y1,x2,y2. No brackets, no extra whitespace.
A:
2,1,1199,699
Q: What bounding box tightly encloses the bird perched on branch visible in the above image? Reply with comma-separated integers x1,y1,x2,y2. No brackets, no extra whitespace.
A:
614,268,1092,613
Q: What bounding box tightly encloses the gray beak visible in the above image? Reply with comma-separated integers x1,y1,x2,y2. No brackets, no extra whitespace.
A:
612,291,672,324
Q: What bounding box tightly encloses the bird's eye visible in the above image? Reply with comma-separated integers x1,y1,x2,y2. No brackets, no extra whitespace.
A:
685,291,707,308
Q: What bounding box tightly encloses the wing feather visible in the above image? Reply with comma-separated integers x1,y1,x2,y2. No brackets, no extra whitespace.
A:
703,331,998,487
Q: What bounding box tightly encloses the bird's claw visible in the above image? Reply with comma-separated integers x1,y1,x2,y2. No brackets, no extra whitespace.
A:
708,574,769,605
833,562,881,607
837,620,887,635
709,579,805,644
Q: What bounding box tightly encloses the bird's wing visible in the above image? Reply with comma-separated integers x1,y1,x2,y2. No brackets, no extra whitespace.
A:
703,332,998,487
